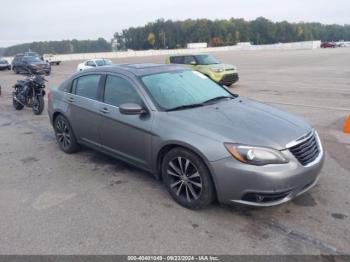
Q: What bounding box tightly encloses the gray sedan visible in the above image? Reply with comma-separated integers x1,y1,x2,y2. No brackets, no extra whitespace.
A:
48,64,324,209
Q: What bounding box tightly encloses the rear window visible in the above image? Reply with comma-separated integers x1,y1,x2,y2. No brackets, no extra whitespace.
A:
72,74,101,100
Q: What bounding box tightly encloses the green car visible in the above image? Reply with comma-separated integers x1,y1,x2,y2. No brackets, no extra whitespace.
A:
166,53,239,86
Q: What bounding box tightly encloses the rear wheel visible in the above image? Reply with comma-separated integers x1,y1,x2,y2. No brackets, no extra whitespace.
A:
162,148,215,209
13,67,19,74
32,95,44,115
12,93,24,110
54,115,80,154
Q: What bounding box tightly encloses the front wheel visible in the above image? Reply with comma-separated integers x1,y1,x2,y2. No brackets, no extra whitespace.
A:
162,148,215,209
32,95,44,115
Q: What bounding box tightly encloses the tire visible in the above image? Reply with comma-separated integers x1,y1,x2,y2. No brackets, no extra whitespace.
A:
32,95,44,115
162,147,215,209
12,94,24,110
12,96,24,110
13,67,19,74
54,115,80,154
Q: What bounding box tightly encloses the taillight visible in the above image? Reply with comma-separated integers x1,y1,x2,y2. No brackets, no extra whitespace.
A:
47,89,52,100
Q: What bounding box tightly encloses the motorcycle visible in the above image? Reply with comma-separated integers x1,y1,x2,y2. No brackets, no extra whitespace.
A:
12,69,47,115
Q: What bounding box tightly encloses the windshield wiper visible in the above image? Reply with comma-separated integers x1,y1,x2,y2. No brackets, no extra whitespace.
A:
202,96,234,105
166,103,204,112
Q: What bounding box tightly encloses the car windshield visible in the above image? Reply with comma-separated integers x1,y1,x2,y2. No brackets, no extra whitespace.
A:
95,59,112,66
24,56,42,62
0,59,6,64
195,54,220,65
142,70,234,111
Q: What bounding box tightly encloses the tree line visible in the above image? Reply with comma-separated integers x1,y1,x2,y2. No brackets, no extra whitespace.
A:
114,17,350,50
2,17,350,56
2,38,111,56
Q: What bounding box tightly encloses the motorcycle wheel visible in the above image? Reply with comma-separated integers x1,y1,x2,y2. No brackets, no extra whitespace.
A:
13,95,24,110
32,95,44,115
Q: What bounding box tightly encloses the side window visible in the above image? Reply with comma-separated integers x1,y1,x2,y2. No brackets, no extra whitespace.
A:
170,56,184,64
104,75,142,107
86,61,96,67
183,56,196,65
73,75,101,100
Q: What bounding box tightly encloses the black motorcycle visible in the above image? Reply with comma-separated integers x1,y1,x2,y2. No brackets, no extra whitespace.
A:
12,70,47,115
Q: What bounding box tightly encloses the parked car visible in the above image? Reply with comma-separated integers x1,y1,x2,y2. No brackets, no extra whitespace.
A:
77,58,113,71
43,54,61,65
48,64,324,209
0,57,11,70
166,54,239,86
12,54,51,75
320,42,336,48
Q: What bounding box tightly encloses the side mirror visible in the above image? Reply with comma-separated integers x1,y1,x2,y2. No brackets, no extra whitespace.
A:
119,103,145,115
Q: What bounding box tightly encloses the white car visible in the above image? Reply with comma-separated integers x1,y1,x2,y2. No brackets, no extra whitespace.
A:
77,59,113,71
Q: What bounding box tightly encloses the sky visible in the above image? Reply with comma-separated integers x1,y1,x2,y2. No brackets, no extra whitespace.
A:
0,0,349,47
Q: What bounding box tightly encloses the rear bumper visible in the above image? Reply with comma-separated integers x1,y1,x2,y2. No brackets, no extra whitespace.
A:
0,65,11,70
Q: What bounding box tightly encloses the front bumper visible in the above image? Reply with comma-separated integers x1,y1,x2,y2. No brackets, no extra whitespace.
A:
218,73,239,86
209,146,325,207
30,67,51,75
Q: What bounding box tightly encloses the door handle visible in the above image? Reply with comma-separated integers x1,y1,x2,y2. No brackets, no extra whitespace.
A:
67,97,75,102
100,107,110,114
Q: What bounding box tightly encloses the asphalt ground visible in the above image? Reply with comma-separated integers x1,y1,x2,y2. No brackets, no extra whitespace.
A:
0,48,349,255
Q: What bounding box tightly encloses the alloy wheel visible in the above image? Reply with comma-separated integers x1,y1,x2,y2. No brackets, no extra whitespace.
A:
167,157,202,202
55,119,71,150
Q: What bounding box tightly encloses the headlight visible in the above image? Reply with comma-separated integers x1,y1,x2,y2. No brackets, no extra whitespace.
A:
211,68,224,73
224,143,289,166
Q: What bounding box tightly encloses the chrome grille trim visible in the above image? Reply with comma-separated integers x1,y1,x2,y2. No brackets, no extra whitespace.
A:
286,130,323,167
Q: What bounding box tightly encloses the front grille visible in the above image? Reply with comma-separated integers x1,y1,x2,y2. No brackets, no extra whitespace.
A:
219,73,239,86
289,132,320,166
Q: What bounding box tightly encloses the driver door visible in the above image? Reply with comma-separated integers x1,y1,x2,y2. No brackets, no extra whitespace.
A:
98,74,153,169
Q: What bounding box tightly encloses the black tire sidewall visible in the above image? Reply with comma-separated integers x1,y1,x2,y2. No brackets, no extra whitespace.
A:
162,147,215,209
32,95,44,115
12,93,24,110
54,115,80,154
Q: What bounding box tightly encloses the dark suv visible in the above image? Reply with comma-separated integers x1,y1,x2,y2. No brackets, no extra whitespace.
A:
12,54,51,75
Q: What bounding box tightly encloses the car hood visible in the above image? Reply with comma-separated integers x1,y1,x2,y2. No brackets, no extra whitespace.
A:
199,63,236,71
166,97,311,150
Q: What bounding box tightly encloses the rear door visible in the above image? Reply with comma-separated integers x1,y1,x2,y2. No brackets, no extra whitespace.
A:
66,73,104,148
98,74,153,169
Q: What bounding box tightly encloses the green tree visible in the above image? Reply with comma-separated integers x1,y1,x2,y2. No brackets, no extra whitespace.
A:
147,32,156,48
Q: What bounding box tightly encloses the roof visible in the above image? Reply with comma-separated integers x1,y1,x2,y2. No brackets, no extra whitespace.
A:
168,53,208,57
96,63,188,76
